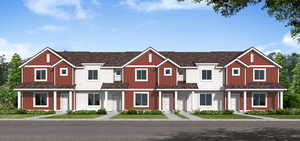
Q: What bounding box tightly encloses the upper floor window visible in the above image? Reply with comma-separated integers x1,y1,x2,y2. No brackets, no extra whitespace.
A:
135,69,148,81
250,53,254,63
232,68,240,76
134,92,149,107
34,92,48,107
46,54,50,63
60,68,68,76
114,69,121,81
88,70,98,80
202,70,212,80
88,93,100,106
252,93,267,107
35,69,47,81
200,93,212,106
164,68,172,76
148,54,152,63
253,68,266,81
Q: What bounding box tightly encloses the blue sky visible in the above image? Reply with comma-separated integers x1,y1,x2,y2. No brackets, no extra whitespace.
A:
0,0,299,61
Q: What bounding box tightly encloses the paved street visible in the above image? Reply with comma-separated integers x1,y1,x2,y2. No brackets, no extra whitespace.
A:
0,121,300,141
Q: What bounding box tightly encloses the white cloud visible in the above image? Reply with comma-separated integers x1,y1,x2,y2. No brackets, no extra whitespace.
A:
23,0,97,20
39,25,66,32
0,38,39,61
282,33,300,48
123,0,208,12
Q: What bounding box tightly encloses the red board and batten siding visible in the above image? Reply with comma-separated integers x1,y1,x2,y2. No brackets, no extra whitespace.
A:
22,91,54,110
227,62,246,85
54,61,74,85
129,50,164,66
158,61,177,86
124,91,158,110
27,50,60,66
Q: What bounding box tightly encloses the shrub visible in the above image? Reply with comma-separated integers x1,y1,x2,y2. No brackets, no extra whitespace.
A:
223,110,234,114
96,109,107,115
0,109,18,114
193,110,234,115
27,110,55,115
121,109,163,115
0,88,17,109
247,109,300,115
127,109,138,115
68,110,97,115
16,109,28,114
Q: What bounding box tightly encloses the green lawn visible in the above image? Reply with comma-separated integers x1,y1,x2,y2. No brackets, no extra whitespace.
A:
259,115,300,119
0,114,38,119
174,112,188,119
112,114,168,119
46,114,103,119
195,114,257,119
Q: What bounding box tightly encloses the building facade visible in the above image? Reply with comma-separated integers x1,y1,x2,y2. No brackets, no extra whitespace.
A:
15,47,286,112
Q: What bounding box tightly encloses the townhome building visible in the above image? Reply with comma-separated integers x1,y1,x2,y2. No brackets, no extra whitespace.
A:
15,47,286,112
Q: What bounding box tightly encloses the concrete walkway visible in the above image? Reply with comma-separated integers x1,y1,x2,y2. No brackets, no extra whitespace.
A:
27,111,67,120
163,111,181,120
180,111,203,120
95,111,119,120
234,112,276,120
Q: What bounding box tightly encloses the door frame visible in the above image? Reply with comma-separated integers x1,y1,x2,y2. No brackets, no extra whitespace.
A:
162,93,173,111
230,93,240,111
60,92,69,111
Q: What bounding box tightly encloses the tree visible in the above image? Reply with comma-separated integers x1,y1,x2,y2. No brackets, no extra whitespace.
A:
6,53,22,89
290,62,300,95
0,55,7,85
274,53,289,87
180,0,300,42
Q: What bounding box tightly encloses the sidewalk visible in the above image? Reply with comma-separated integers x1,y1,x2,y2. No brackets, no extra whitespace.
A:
180,111,203,120
95,111,119,120
234,112,276,120
26,111,67,120
164,111,181,120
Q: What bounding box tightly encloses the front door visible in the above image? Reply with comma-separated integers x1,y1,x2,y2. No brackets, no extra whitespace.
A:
230,94,240,111
61,93,69,111
163,94,173,111
109,95,121,111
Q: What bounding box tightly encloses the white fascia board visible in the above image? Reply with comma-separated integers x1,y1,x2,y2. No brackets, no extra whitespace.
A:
15,88,75,91
52,59,76,68
225,88,287,91
156,59,181,68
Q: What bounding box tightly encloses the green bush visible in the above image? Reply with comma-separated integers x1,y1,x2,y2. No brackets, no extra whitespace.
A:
193,110,234,115
68,110,97,115
284,94,300,108
144,110,162,115
0,109,18,114
0,88,17,109
96,109,107,115
16,109,28,114
127,109,138,115
121,109,163,115
27,110,55,115
246,109,300,115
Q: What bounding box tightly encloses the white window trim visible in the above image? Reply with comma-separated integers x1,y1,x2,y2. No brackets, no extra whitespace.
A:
232,68,240,76
164,68,172,76
133,92,149,107
33,92,49,107
88,93,101,106
34,68,47,82
201,70,212,81
199,93,212,106
253,68,266,82
252,92,267,108
135,68,148,82
88,70,99,81
60,68,68,76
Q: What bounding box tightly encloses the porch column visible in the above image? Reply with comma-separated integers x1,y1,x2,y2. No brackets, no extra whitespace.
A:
174,91,178,110
122,91,125,110
280,91,283,109
17,91,21,109
243,91,247,112
191,91,195,111
53,91,57,111
104,91,108,109
158,91,162,110
227,91,231,110
69,91,73,110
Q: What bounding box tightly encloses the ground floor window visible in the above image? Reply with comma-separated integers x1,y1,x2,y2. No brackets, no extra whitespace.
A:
253,93,267,107
34,92,48,107
200,93,212,106
88,93,100,106
134,92,149,107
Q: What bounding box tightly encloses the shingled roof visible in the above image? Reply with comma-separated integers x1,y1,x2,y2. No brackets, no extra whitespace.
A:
57,51,243,67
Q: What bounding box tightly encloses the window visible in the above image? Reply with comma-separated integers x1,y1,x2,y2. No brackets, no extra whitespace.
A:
135,69,148,81
202,70,212,80
253,69,266,81
88,93,100,106
200,94,212,106
134,92,149,107
34,92,48,107
115,69,121,75
253,93,267,107
164,68,172,76
88,70,98,80
149,54,152,63
250,53,254,63
35,69,47,81
60,68,68,76
46,54,50,63
232,68,240,76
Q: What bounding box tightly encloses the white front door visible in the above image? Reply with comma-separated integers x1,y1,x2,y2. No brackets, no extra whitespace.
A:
61,93,69,111
109,95,121,111
230,94,240,111
163,94,173,111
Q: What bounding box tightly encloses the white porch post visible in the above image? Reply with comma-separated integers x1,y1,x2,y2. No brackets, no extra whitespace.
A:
53,91,57,111
227,91,231,110
159,91,162,110
17,91,21,109
191,91,195,111
243,91,247,112
69,91,73,110
174,91,178,110
104,91,108,109
280,91,283,109
122,91,125,110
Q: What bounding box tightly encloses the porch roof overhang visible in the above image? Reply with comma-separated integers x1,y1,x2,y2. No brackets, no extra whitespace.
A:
15,83,75,91
225,83,287,91
101,83,128,89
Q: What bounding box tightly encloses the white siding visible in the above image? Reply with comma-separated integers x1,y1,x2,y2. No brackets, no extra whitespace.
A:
75,66,114,90
76,91,104,110
192,91,224,111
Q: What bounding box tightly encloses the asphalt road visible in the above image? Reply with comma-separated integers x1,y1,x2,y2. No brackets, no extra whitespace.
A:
0,121,300,141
